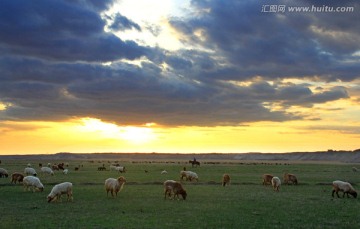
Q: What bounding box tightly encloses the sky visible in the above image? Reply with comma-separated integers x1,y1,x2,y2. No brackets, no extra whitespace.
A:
0,0,359,155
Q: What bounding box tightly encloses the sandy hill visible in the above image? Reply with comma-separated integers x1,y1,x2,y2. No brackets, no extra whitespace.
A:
1,150,360,163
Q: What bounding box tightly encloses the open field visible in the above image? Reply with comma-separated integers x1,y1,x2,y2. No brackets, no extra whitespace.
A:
0,158,360,229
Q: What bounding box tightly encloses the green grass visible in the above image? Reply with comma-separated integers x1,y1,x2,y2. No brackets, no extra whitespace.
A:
0,159,359,228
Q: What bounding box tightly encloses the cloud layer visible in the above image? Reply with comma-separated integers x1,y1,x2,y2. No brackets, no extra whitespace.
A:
0,0,358,126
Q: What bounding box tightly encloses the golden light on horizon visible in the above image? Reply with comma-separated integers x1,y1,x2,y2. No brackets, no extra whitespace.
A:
77,118,156,144
0,117,358,155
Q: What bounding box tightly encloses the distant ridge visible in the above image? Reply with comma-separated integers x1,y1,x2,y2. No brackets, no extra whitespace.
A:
1,150,360,163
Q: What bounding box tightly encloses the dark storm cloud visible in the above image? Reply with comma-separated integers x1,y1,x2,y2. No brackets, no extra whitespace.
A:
0,0,148,62
0,0,357,126
109,13,141,31
170,0,360,81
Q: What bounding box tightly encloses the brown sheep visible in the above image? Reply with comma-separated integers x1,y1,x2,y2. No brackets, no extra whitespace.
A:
283,173,298,185
164,180,187,200
262,174,274,185
222,174,231,187
11,172,24,184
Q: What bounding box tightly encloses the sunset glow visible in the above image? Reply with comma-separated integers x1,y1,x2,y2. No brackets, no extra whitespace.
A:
0,0,359,155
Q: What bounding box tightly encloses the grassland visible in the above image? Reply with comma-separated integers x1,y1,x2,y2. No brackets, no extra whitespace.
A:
0,158,359,229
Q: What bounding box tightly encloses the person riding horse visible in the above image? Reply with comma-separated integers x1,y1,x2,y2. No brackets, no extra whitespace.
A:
189,158,200,167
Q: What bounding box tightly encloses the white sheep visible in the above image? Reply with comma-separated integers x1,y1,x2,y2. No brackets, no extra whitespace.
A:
63,169,69,174
180,170,198,181
105,176,126,197
0,168,9,178
271,176,281,192
187,171,199,181
110,165,117,171
115,166,126,173
161,170,168,174
23,176,44,192
24,167,37,176
47,182,73,203
41,167,54,176
332,180,357,198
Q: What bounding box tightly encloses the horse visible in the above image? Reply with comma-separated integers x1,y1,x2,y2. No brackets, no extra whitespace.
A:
189,160,200,167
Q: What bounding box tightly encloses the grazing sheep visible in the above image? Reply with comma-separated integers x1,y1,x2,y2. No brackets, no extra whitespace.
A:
98,166,106,171
186,171,198,182
222,174,231,187
180,170,187,180
23,176,44,192
271,177,281,192
262,174,274,185
11,172,24,184
109,165,117,171
180,170,198,181
161,170,168,174
57,163,65,170
283,173,298,185
52,165,59,171
24,167,37,176
0,168,9,178
164,180,187,200
63,169,69,175
115,166,126,173
47,182,73,203
332,180,357,198
105,176,126,197
352,167,358,172
41,167,54,176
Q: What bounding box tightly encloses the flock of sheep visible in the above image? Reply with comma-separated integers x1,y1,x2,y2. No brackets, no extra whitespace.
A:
0,164,74,203
0,161,358,204
262,173,357,198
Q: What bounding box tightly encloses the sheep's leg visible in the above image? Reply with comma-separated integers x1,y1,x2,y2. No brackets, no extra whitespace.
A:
164,189,169,199
57,194,62,202
67,193,72,202
335,191,340,198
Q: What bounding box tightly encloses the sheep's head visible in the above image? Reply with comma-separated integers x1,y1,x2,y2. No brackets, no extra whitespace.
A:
47,195,55,203
351,191,357,198
180,190,187,200
117,176,126,184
